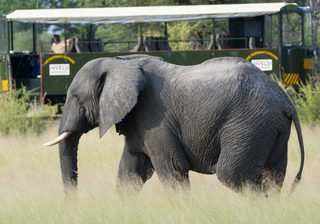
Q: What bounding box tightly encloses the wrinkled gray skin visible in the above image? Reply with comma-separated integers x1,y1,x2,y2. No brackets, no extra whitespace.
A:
58,55,304,192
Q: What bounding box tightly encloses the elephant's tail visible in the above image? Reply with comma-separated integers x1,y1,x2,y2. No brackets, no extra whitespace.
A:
290,111,305,193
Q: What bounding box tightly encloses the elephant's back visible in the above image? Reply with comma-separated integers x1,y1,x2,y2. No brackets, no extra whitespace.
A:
166,57,286,112
170,57,287,133
164,57,264,118
193,57,287,107
171,57,267,92
197,57,249,69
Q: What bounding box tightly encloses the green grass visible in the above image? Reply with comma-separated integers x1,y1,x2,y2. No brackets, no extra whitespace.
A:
0,124,319,224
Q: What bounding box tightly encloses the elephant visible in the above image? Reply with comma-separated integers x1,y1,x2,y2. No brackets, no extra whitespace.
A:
44,55,304,192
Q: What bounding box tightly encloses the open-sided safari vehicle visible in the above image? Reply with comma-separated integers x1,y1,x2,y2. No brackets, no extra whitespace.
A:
0,2,314,105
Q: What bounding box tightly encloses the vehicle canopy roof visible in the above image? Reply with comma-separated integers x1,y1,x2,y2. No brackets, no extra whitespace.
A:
6,2,299,24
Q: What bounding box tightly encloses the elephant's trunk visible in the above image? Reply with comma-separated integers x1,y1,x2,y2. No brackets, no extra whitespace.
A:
59,132,82,189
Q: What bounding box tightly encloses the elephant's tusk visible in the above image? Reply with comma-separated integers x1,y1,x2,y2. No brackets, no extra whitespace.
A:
43,132,72,147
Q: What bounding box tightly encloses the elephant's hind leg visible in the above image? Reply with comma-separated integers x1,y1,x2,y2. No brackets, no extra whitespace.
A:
262,129,290,191
216,129,276,191
117,143,154,191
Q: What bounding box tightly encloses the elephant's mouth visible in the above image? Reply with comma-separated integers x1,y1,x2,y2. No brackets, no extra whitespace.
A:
43,132,72,147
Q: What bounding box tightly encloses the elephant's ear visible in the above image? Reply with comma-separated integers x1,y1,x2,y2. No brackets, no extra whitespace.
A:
98,63,146,138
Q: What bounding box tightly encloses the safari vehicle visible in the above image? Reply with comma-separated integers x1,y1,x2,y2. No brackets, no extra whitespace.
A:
0,2,314,105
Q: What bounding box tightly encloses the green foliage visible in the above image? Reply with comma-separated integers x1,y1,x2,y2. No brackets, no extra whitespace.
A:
96,23,138,52
294,82,320,125
272,75,320,125
168,22,192,50
0,0,37,15
0,88,57,135
37,30,52,52
12,30,34,52
166,21,212,51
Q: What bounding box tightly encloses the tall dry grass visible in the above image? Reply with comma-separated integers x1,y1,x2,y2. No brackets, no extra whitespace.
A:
0,123,319,224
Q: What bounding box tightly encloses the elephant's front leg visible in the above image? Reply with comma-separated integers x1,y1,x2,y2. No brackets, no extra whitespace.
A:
146,130,191,190
117,143,154,191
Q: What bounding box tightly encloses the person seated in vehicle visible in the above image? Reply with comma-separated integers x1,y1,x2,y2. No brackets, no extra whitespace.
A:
51,34,69,53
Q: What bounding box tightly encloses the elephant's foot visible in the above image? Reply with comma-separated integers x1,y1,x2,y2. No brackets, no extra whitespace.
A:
260,168,284,193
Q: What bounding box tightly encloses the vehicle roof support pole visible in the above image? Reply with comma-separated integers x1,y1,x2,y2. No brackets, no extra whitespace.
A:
89,24,94,40
32,23,37,53
278,13,283,80
212,19,216,49
64,23,67,52
301,11,305,46
9,21,13,51
138,23,143,51
7,21,10,53
279,12,283,47
164,22,168,38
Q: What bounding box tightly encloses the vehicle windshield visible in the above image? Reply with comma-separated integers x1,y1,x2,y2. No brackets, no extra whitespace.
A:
282,12,303,46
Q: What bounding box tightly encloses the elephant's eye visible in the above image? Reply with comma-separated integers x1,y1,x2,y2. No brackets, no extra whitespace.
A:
73,94,80,102
73,95,79,102
74,95,85,109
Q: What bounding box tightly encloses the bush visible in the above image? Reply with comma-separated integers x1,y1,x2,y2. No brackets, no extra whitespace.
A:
294,82,320,125
271,75,320,125
0,88,57,135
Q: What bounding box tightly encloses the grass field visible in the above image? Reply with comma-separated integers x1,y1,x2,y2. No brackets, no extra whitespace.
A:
0,123,319,224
